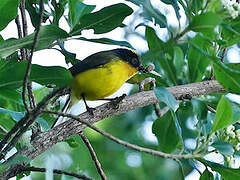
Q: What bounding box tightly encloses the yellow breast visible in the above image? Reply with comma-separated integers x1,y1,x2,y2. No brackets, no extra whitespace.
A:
70,58,138,103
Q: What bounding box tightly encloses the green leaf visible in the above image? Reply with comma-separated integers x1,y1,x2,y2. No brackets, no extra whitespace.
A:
0,25,69,58
0,60,72,89
152,110,180,153
30,64,72,88
190,12,222,34
145,26,178,85
154,87,179,112
199,159,240,180
187,34,211,82
25,0,50,28
68,0,95,29
221,17,240,48
51,0,67,25
33,87,52,103
0,0,20,31
76,37,134,49
161,0,180,19
65,137,80,148
190,0,204,14
200,168,214,180
173,46,184,78
0,89,25,111
0,107,24,122
70,3,133,35
177,161,185,180
127,72,167,87
190,39,240,93
145,26,164,53
213,63,240,94
126,0,167,28
211,140,234,156
212,96,232,132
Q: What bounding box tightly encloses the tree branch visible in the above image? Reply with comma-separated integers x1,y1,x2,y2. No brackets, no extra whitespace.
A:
2,80,225,178
22,0,44,112
44,110,203,160
80,133,107,180
20,80,223,159
3,164,94,180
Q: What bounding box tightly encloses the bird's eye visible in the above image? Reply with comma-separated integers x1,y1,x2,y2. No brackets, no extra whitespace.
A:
131,58,138,66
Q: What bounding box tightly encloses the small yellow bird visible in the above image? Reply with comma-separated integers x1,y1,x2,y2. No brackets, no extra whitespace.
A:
68,48,145,112
52,48,145,127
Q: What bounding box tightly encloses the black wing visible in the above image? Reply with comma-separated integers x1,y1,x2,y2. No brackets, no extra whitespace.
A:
69,50,117,76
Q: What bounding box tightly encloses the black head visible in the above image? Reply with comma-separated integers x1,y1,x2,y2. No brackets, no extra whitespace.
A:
112,48,145,72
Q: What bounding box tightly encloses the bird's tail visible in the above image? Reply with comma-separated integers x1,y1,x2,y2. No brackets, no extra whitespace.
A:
51,95,71,128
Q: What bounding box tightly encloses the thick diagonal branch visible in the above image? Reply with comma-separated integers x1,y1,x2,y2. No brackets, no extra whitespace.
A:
22,80,224,159
3,80,225,178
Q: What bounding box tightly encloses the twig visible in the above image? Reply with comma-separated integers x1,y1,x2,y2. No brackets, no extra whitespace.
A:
19,0,28,60
15,15,25,60
19,0,28,37
15,165,94,180
207,105,216,113
221,48,227,62
22,0,44,112
27,82,36,109
174,27,189,42
80,133,107,180
45,110,203,160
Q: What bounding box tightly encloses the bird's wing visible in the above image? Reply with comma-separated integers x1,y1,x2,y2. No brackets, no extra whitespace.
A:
69,51,117,76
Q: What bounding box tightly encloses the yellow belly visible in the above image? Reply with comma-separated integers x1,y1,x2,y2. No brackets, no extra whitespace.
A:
70,59,137,104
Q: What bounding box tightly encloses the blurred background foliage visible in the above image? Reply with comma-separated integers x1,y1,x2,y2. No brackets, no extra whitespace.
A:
1,0,240,179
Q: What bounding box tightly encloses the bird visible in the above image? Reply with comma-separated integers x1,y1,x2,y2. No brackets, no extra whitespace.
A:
51,48,145,128
69,48,145,112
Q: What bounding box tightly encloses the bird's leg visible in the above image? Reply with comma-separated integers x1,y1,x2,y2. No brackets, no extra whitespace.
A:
99,94,126,109
82,93,95,115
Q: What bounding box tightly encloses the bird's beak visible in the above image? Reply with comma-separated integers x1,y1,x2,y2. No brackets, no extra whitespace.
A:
138,65,147,73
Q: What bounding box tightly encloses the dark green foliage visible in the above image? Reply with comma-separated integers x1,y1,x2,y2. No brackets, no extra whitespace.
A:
1,0,240,179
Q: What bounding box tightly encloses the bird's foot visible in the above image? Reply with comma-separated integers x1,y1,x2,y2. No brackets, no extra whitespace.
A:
86,106,96,115
110,94,126,109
